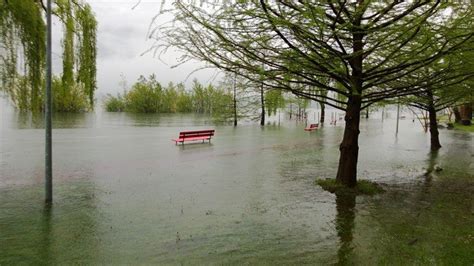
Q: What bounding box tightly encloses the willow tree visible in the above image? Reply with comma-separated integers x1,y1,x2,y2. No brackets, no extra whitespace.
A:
0,0,45,111
76,4,97,107
155,1,473,187
0,0,97,112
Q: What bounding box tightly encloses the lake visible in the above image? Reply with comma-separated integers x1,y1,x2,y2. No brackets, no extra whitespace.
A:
1,99,473,264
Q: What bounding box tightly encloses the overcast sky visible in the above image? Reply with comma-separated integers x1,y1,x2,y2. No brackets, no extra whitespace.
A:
52,0,217,96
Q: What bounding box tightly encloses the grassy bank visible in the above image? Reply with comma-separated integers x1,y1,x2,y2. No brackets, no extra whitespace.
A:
453,122,474,133
316,179,385,195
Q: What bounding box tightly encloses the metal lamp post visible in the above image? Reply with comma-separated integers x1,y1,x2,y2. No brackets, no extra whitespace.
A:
45,0,53,204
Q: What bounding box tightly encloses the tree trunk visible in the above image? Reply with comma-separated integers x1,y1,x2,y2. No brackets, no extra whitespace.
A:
453,107,461,123
260,83,265,126
335,96,362,187
365,107,369,119
459,103,472,125
428,106,441,150
336,15,364,188
427,90,441,150
320,102,325,124
233,76,237,127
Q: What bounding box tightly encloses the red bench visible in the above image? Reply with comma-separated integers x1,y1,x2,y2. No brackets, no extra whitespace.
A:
172,129,215,145
304,123,318,131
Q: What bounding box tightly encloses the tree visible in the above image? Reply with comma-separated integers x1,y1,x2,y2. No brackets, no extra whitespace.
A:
402,10,474,149
406,87,464,150
265,89,285,120
155,2,473,187
175,82,193,113
219,72,267,125
0,0,97,112
318,90,328,124
0,0,45,111
404,71,471,149
190,79,234,118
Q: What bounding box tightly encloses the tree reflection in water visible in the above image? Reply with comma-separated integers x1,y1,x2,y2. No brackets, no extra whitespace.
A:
335,192,356,265
39,205,52,264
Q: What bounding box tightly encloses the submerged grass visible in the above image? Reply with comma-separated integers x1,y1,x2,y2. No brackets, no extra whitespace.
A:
316,178,384,195
355,175,474,265
453,122,474,133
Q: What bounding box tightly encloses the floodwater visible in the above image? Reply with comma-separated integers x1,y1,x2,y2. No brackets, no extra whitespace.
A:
1,100,473,264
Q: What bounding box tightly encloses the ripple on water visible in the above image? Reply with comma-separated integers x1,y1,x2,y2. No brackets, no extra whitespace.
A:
1,106,473,264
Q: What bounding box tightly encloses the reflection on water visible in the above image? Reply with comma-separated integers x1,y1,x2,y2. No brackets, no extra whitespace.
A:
16,112,44,129
123,112,161,127
424,150,439,178
39,205,52,264
353,149,473,264
1,98,473,264
12,111,93,129
335,193,356,265
0,180,99,264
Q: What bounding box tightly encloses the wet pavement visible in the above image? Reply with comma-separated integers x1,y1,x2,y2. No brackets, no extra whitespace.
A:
1,100,473,264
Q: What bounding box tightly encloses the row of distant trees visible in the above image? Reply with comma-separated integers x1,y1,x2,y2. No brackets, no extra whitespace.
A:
104,74,296,124
104,75,234,119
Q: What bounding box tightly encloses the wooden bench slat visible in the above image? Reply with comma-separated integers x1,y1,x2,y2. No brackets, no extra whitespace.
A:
173,129,215,144
173,136,210,142
304,124,318,131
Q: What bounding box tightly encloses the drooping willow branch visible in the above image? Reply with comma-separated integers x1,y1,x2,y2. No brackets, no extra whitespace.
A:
0,0,97,111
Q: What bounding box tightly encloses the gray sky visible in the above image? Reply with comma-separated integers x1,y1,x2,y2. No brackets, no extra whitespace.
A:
52,0,217,96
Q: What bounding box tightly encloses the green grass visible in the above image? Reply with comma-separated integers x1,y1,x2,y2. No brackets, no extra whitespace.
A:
453,122,474,132
437,115,450,123
436,116,473,132
316,178,384,196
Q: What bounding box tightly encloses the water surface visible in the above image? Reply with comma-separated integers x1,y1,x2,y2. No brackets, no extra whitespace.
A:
1,100,473,264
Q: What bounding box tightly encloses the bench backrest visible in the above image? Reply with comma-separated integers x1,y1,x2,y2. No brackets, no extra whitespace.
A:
310,124,318,128
179,130,215,138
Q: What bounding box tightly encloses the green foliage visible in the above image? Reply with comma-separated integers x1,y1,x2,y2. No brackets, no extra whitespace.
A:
104,94,125,112
191,80,208,114
104,75,233,116
265,90,285,116
76,4,97,107
52,77,88,112
191,79,233,116
161,82,177,112
56,0,75,89
8,76,33,111
124,77,162,113
175,83,193,112
208,86,234,122
0,0,45,112
316,178,385,196
0,0,97,112
158,2,473,113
